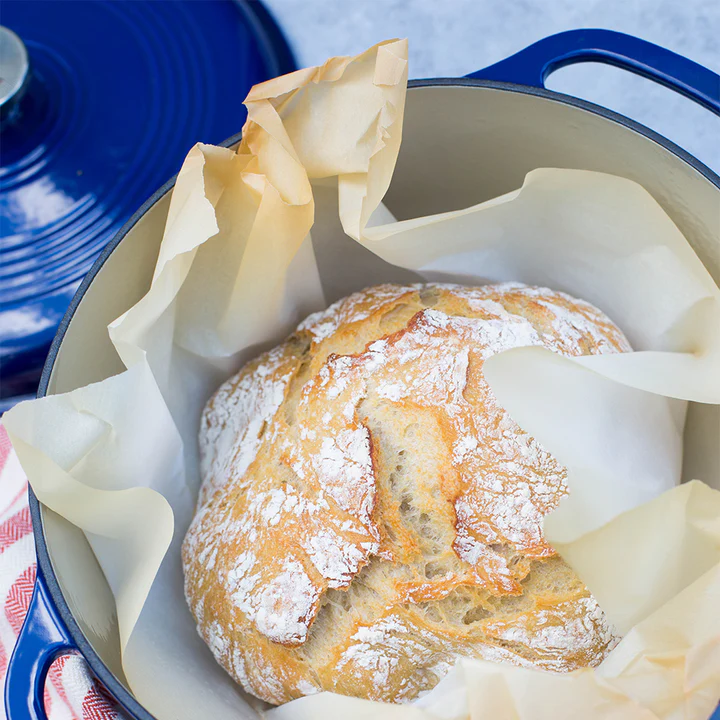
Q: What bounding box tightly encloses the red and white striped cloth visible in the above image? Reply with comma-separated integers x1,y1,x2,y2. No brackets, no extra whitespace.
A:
0,424,124,720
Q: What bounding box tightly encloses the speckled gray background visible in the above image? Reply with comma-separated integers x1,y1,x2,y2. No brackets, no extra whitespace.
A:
263,0,720,173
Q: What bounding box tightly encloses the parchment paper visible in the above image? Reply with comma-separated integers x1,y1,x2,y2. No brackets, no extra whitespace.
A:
5,39,720,720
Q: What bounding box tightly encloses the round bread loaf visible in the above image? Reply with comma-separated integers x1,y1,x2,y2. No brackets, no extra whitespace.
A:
182,282,630,704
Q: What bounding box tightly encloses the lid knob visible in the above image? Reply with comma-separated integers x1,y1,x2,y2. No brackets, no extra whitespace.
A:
0,25,29,128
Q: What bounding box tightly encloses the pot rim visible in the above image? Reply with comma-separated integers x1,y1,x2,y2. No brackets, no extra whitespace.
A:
29,77,720,719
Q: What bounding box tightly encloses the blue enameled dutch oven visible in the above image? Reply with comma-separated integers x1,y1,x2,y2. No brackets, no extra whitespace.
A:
0,0,295,411
5,29,720,720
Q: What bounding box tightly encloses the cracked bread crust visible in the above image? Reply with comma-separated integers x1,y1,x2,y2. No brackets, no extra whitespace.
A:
182,282,630,704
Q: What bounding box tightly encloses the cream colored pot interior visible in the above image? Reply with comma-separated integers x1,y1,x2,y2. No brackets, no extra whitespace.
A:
42,84,720,697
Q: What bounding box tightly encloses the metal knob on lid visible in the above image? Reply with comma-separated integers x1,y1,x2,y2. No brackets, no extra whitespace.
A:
0,26,29,127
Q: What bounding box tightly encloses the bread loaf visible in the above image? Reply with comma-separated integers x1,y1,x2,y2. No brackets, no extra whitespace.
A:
182,282,630,704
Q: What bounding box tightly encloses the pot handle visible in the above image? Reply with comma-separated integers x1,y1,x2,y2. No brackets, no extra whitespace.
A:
4,568,78,720
467,29,720,116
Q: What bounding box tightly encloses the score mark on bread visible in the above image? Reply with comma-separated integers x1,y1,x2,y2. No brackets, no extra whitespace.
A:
182,283,631,704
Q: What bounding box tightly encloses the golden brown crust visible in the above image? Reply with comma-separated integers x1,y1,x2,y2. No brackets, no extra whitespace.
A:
182,282,631,704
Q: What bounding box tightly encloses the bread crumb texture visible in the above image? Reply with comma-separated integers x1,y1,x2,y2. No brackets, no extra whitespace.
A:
182,283,631,704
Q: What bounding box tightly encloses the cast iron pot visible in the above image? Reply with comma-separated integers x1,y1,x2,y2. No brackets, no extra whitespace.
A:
6,29,720,720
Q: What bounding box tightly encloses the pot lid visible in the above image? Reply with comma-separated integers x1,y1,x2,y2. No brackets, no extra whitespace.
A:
0,0,295,406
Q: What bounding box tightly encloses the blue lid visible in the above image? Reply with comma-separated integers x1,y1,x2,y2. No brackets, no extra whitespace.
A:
0,0,295,404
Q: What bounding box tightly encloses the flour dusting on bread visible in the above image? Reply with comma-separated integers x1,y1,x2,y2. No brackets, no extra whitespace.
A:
182,283,630,704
